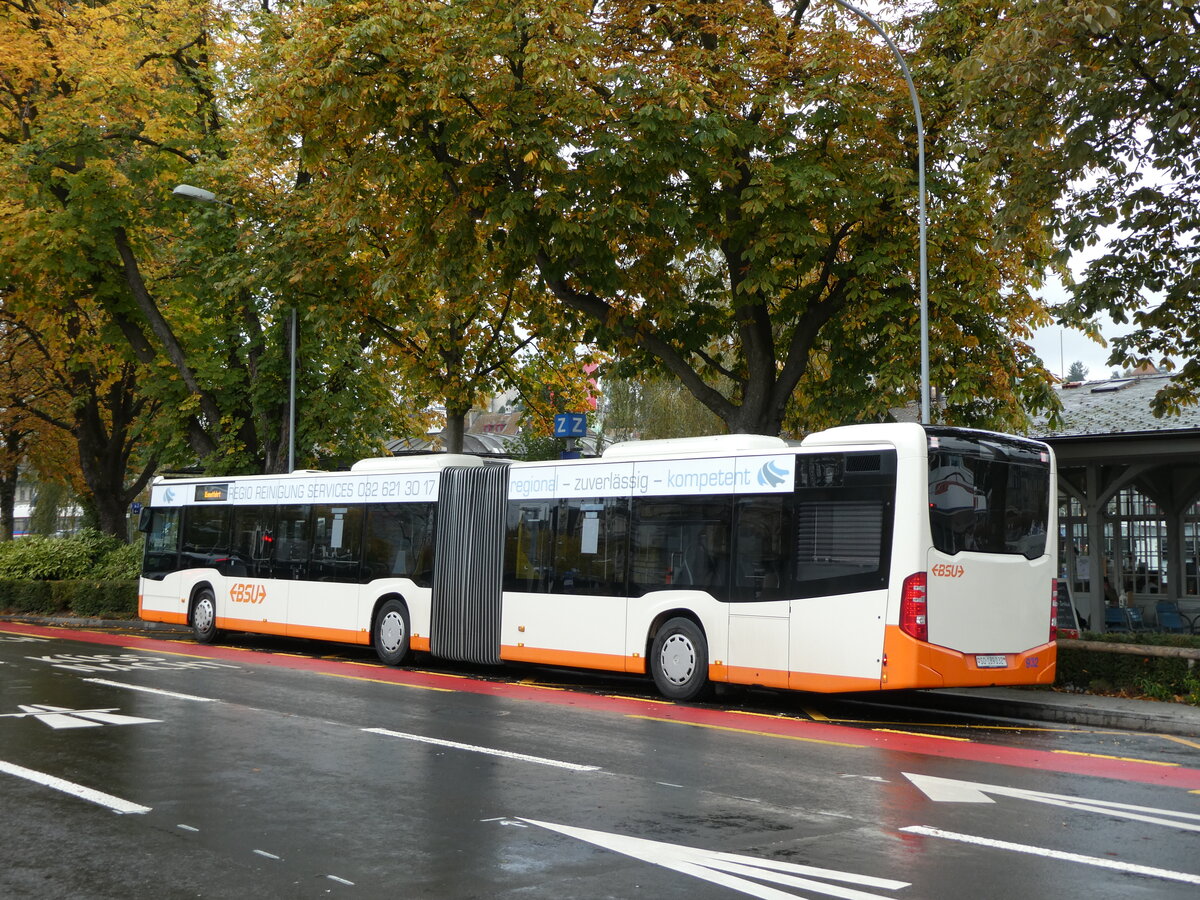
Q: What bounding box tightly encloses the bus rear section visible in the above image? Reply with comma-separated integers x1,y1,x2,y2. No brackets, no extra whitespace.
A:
883,428,1057,689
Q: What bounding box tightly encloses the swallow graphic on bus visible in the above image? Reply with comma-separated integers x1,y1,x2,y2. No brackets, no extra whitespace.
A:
757,460,788,487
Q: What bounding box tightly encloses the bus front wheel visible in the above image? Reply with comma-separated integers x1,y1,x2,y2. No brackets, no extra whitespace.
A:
191,588,219,645
373,599,411,666
650,618,709,701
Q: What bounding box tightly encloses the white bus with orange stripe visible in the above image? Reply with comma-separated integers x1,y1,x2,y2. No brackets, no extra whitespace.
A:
139,423,1057,700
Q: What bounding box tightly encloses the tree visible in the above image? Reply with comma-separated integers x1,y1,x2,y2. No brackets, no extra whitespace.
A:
0,0,406,510
1067,360,1089,382
251,0,1059,437
973,0,1200,415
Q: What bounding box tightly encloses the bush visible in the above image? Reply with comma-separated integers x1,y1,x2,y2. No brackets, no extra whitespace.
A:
1057,636,1200,705
0,535,95,580
95,539,144,580
0,579,137,618
0,529,139,581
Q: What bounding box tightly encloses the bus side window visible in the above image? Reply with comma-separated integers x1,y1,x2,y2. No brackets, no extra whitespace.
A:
504,501,555,592
231,506,276,578
553,497,629,595
630,497,731,598
271,505,311,580
362,503,436,586
180,505,231,570
143,508,181,580
309,505,364,583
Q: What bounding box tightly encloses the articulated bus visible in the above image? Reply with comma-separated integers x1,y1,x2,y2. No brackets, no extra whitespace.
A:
139,423,1058,700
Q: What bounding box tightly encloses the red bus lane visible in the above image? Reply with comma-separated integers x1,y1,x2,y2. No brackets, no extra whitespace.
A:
6,620,1199,792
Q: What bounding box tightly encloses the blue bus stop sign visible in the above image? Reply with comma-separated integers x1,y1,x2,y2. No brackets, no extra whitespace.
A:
553,413,588,439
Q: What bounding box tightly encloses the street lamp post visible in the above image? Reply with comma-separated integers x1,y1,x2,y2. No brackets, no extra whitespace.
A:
171,183,297,471
827,0,930,425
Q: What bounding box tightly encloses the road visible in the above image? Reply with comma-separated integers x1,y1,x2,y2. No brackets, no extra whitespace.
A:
1,621,1197,899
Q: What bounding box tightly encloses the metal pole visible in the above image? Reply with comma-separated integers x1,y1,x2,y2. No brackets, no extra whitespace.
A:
288,306,297,472
828,0,930,424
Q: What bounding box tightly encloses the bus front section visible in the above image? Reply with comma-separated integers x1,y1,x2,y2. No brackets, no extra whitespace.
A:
884,428,1057,689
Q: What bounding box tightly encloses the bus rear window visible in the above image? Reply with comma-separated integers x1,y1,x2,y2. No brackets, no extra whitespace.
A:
927,431,1050,559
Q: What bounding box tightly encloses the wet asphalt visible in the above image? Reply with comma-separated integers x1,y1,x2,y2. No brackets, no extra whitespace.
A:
1,621,1197,899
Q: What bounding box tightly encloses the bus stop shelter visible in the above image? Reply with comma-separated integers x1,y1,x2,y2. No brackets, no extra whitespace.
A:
1029,374,1200,633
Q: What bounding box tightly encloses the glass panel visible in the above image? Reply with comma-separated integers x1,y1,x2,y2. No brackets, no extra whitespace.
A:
554,498,629,595
229,506,276,578
363,502,436,585
309,505,364,583
272,505,310,580
928,434,1050,559
732,495,791,602
143,508,180,579
630,496,731,597
180,505,231,569
504,500,556,592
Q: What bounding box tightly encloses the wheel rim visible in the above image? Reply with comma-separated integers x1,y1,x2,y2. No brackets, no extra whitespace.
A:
659,633,696,685
194,597,214,633
379,610,406,653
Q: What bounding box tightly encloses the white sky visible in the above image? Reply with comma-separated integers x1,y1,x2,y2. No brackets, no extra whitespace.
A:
1027,274,1139,382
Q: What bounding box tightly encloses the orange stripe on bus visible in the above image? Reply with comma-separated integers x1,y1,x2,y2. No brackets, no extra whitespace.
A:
140,608,188,626
500,644,641,674
411,636,431,652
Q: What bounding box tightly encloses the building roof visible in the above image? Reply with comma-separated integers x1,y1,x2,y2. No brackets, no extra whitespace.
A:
1031,374,1200,439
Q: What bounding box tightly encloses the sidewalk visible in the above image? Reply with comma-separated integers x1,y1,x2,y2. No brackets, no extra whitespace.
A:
5,614,1199,737
920,686,1200,738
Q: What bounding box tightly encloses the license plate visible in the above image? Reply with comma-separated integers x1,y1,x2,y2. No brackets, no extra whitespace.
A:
976,655,1008,668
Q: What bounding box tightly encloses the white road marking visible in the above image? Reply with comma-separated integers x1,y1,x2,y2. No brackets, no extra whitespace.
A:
0,759,150,815
254,849,282,860
82,678,218,702
362,728,600,772
904,772,1200,832
177,824,199,833
1,704,161,730
326,875,355,885
517,818,909,899
901,826,1200,885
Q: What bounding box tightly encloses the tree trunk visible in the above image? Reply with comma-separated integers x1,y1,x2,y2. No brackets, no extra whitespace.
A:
0,463,16,541
442,408,469,454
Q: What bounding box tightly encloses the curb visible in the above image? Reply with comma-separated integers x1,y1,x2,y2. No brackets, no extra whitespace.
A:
0,614,188,634
918,688,1200,738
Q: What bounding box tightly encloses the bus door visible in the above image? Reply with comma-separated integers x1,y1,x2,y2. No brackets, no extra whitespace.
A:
288,505,365,641
786,451,896,692
727,495,790,689
223,505,289,632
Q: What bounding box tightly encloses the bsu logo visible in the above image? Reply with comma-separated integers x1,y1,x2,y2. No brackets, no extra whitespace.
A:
229,583,267,604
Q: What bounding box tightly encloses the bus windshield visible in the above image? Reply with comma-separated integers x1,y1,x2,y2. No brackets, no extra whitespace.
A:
927,430,1050,559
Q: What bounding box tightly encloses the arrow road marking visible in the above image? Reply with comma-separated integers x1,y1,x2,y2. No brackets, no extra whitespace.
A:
904,772,1200,832
901,826,1200,886
516,818,909,900
1,704,162,730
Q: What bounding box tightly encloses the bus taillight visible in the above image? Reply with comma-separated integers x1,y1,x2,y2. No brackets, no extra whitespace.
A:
1050,578,1058,642
900,572,928,641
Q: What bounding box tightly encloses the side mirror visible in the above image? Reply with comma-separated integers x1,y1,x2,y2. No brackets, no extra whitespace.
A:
137,507,153,534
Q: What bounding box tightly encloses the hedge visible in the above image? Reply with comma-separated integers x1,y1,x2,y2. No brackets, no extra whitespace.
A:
0,580,138,620
1056,632,1200,705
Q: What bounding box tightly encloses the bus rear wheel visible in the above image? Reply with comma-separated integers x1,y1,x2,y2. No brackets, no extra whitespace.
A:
651,617,709,701
373,599,411,666
191,588,219,644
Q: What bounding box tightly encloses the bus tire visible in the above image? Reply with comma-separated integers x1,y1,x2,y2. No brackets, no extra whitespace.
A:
650,617,709,701
191,587,219,645
373,599,411,666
